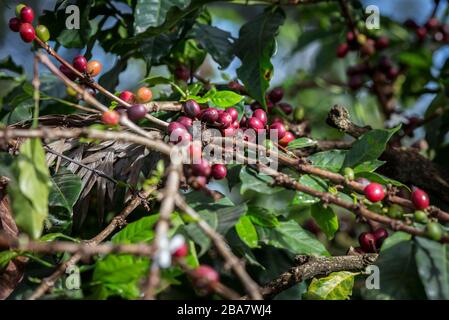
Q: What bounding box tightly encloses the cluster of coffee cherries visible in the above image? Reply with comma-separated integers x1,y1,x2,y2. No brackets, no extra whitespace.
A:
8,3,50,43
346,170,445,242
356,228,388,253
100,87,153,125
59,55,103,82
405,17,449,43
336,31,390,59
345,55,399,90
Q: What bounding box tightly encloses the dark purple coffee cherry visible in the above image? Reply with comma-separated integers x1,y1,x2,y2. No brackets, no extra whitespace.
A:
175,65,190,82
168,121,187,134
269,122,287,139
59,64,78,81
192,159,211,177
373,228,388,247
73,55,88,73
218,112,233,129
184,100,201,118
200,108,219,124
127,104,147,121
278,102,293,115
358,232,377,253
211,164,227,180
170,127,192,144
268,87,284,103
9,17,21,32
177,116,193,129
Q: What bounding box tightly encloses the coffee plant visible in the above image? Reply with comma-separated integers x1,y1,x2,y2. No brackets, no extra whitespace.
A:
0,0,448,301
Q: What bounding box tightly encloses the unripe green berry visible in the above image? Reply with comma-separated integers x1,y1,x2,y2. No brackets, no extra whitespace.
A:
368,203,383,215
414,210,428,224
35,25,50,42
387,204,404,219
294,106,305,121
16,4,26,18
426,222,443,241
343,167,355,180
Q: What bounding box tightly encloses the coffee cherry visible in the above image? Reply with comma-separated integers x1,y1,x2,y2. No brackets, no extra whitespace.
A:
188,141,202,160
225,107,239,122
192,158,211,177
271,116,283,124
20,6,34,23
19,23,35,43
231,120,240,128
184,100,201,118
386,67,399,81
346,31,356,43
127,104,147,121
170,127,192,144
239,116,247,128
136,86,153,103
177,116,193,128
172,243,189,258
348,75,364,90
268,87,284,103
86,60,103,77
416,27,427,41
361,38,376,56
336,43,349,58
404,19,418,29
373,228,388,247
73,55,88,73
387,204,404,219
59,65,76,80
343,167,355,180
279,131,295,147
411,187,430,210
426,18,440,30
9,18,21,32
35,25,50,42
357,33,367,45
294,106,305,121
191,265,219,293
364,182,385,202
168,121,187,134
269,122,287,139
228,81,245,92
174,65,190,81
218,112,233,129
414,210,428,223
358,232,377,253
211,164,227,180
223,126,237,136
375,36,389,50
119,91,135,104
201,108,219,124
102,110,120,125
278,102,293,115
15,4,27,18
247,117,265,133
426,222,443,241
253,109,267,125
66,86,77,97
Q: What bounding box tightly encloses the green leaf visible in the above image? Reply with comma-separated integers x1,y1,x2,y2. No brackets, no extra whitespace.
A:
210,91,244,108
142,76,172,86
8,139,50,239
293,175,328,206
216,203,248,235
0,251,19,269
305,271,356,300
308,150,346,172
353,160,385,173
134,0,191,34
235,215,259,248
287,138,317,150
311,203,339,239
92,255,149,299
343,126,400,169
240,166,283,195
235,8,285,108
355,171,408,189
49,168,82,212
247,206,280,227
415,237,449,299
194,24,235,69
256,220,328,256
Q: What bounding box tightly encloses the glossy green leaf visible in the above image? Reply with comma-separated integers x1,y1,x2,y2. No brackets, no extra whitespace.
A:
0,251,19,269
49,168,82,212
240,166,283,195
308,150,346,172
247,206,280,227
305,271,356,300
311,203,339,239
210,91,244,108
194,24,235,69
287,138,317,150
235,215,259,248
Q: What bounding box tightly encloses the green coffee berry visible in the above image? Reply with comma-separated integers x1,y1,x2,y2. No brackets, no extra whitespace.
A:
426,222,443,241
414,210,428,224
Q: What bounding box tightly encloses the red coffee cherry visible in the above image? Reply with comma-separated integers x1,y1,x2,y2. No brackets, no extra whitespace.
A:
278,102,293,115
9,18,21,32
364,182,385,202
222,126,237,136
59,65,77,81
218,112,233,129
127,104,147,121
119,91,135,104
225,107,239,122
211,164,227,180
184,100,201,118
174,65,190,81
253,109,267,125
359,232,377,253
168,121,187,134
191,265,219,293
200,108,219,124
426,18,440,30
416,27,427,41
20,6,34,23
373,228,388,247
86,60,103,77
279,131,295,147
247,117,265,133
19,23,35,42
375,36,390,50
177,116,193,129
136,86,153,103
336,43,349,58
268,87,284,103
73,55,88,73
101,110,120,125
170,127,192,144
192,158,211,177
346,31,356,43
269,122,287,139
411,187,430,210
172,243,189,258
